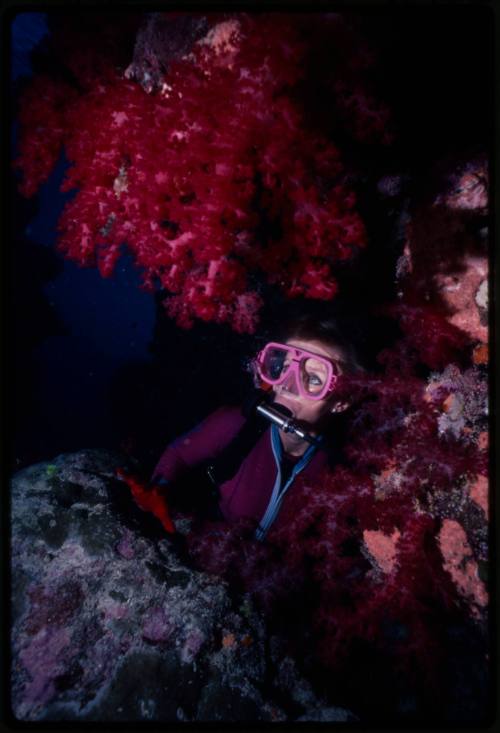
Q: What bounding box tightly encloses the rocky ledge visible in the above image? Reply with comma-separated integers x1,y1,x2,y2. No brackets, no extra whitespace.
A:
10,449,355,723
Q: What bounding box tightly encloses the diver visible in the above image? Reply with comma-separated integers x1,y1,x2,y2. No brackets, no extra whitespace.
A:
150,311,364,541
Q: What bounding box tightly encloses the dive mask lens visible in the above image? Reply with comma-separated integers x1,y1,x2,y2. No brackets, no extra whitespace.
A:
260,344,291,382
299,355,335,398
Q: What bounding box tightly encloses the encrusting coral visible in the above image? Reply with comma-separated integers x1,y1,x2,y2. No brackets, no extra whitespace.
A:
11,450,358,722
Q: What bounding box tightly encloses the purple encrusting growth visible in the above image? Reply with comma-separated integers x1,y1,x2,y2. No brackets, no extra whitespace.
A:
18,627,73,711
25,579,84,635
141,607,173,643
116,528,136,559
180,627,206,664
11,449,355,722
427,365,488,442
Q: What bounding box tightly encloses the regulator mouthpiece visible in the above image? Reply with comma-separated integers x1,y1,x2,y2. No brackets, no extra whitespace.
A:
255,402,321,447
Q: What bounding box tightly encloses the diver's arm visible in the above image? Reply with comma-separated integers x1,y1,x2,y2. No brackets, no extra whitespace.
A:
151,406,246,486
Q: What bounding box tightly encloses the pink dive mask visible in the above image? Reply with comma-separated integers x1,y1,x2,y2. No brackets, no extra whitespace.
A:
254,341,340,401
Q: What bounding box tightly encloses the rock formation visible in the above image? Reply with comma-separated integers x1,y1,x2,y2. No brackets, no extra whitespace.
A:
10,449,355,722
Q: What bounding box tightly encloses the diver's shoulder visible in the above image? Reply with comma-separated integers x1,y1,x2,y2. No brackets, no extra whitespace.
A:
207,404,246,428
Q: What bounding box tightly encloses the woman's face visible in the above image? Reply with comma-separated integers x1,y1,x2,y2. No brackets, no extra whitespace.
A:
271,337,348,432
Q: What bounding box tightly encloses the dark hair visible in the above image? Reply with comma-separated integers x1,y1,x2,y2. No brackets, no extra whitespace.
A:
275,308,367,375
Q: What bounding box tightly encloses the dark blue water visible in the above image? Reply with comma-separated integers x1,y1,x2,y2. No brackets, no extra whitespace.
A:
10,13,156,470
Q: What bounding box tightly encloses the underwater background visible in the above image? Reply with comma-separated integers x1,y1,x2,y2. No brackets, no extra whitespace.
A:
7,7,492,725
9,9,491,476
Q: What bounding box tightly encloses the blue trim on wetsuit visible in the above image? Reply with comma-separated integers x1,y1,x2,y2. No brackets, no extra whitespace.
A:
255,424,319,541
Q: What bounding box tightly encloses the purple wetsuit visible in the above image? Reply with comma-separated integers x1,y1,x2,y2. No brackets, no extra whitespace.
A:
152,406,329,539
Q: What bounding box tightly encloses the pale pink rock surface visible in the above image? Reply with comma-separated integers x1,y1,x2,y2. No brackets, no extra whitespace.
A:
434,159,488,212
438,519,488,609
434,255,488,344
469,475,488,519
363,529,400,574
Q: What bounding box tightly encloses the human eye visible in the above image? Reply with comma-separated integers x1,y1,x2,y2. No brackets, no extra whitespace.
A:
306,373,323,386
303,371,326,395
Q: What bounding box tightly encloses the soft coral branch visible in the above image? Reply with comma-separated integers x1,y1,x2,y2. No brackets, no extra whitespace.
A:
15,13,369,332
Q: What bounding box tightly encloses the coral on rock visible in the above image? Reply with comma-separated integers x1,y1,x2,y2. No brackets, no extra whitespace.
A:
184,363,489,720
10,449,356,722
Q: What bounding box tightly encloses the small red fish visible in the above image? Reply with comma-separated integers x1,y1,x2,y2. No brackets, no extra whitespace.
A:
116,468,175,534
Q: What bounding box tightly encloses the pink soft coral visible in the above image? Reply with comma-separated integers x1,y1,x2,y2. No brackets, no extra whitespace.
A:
14,13,368,333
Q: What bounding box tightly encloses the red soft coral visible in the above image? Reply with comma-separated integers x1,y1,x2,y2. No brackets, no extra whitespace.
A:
13,75,78,197
14,13,369,333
